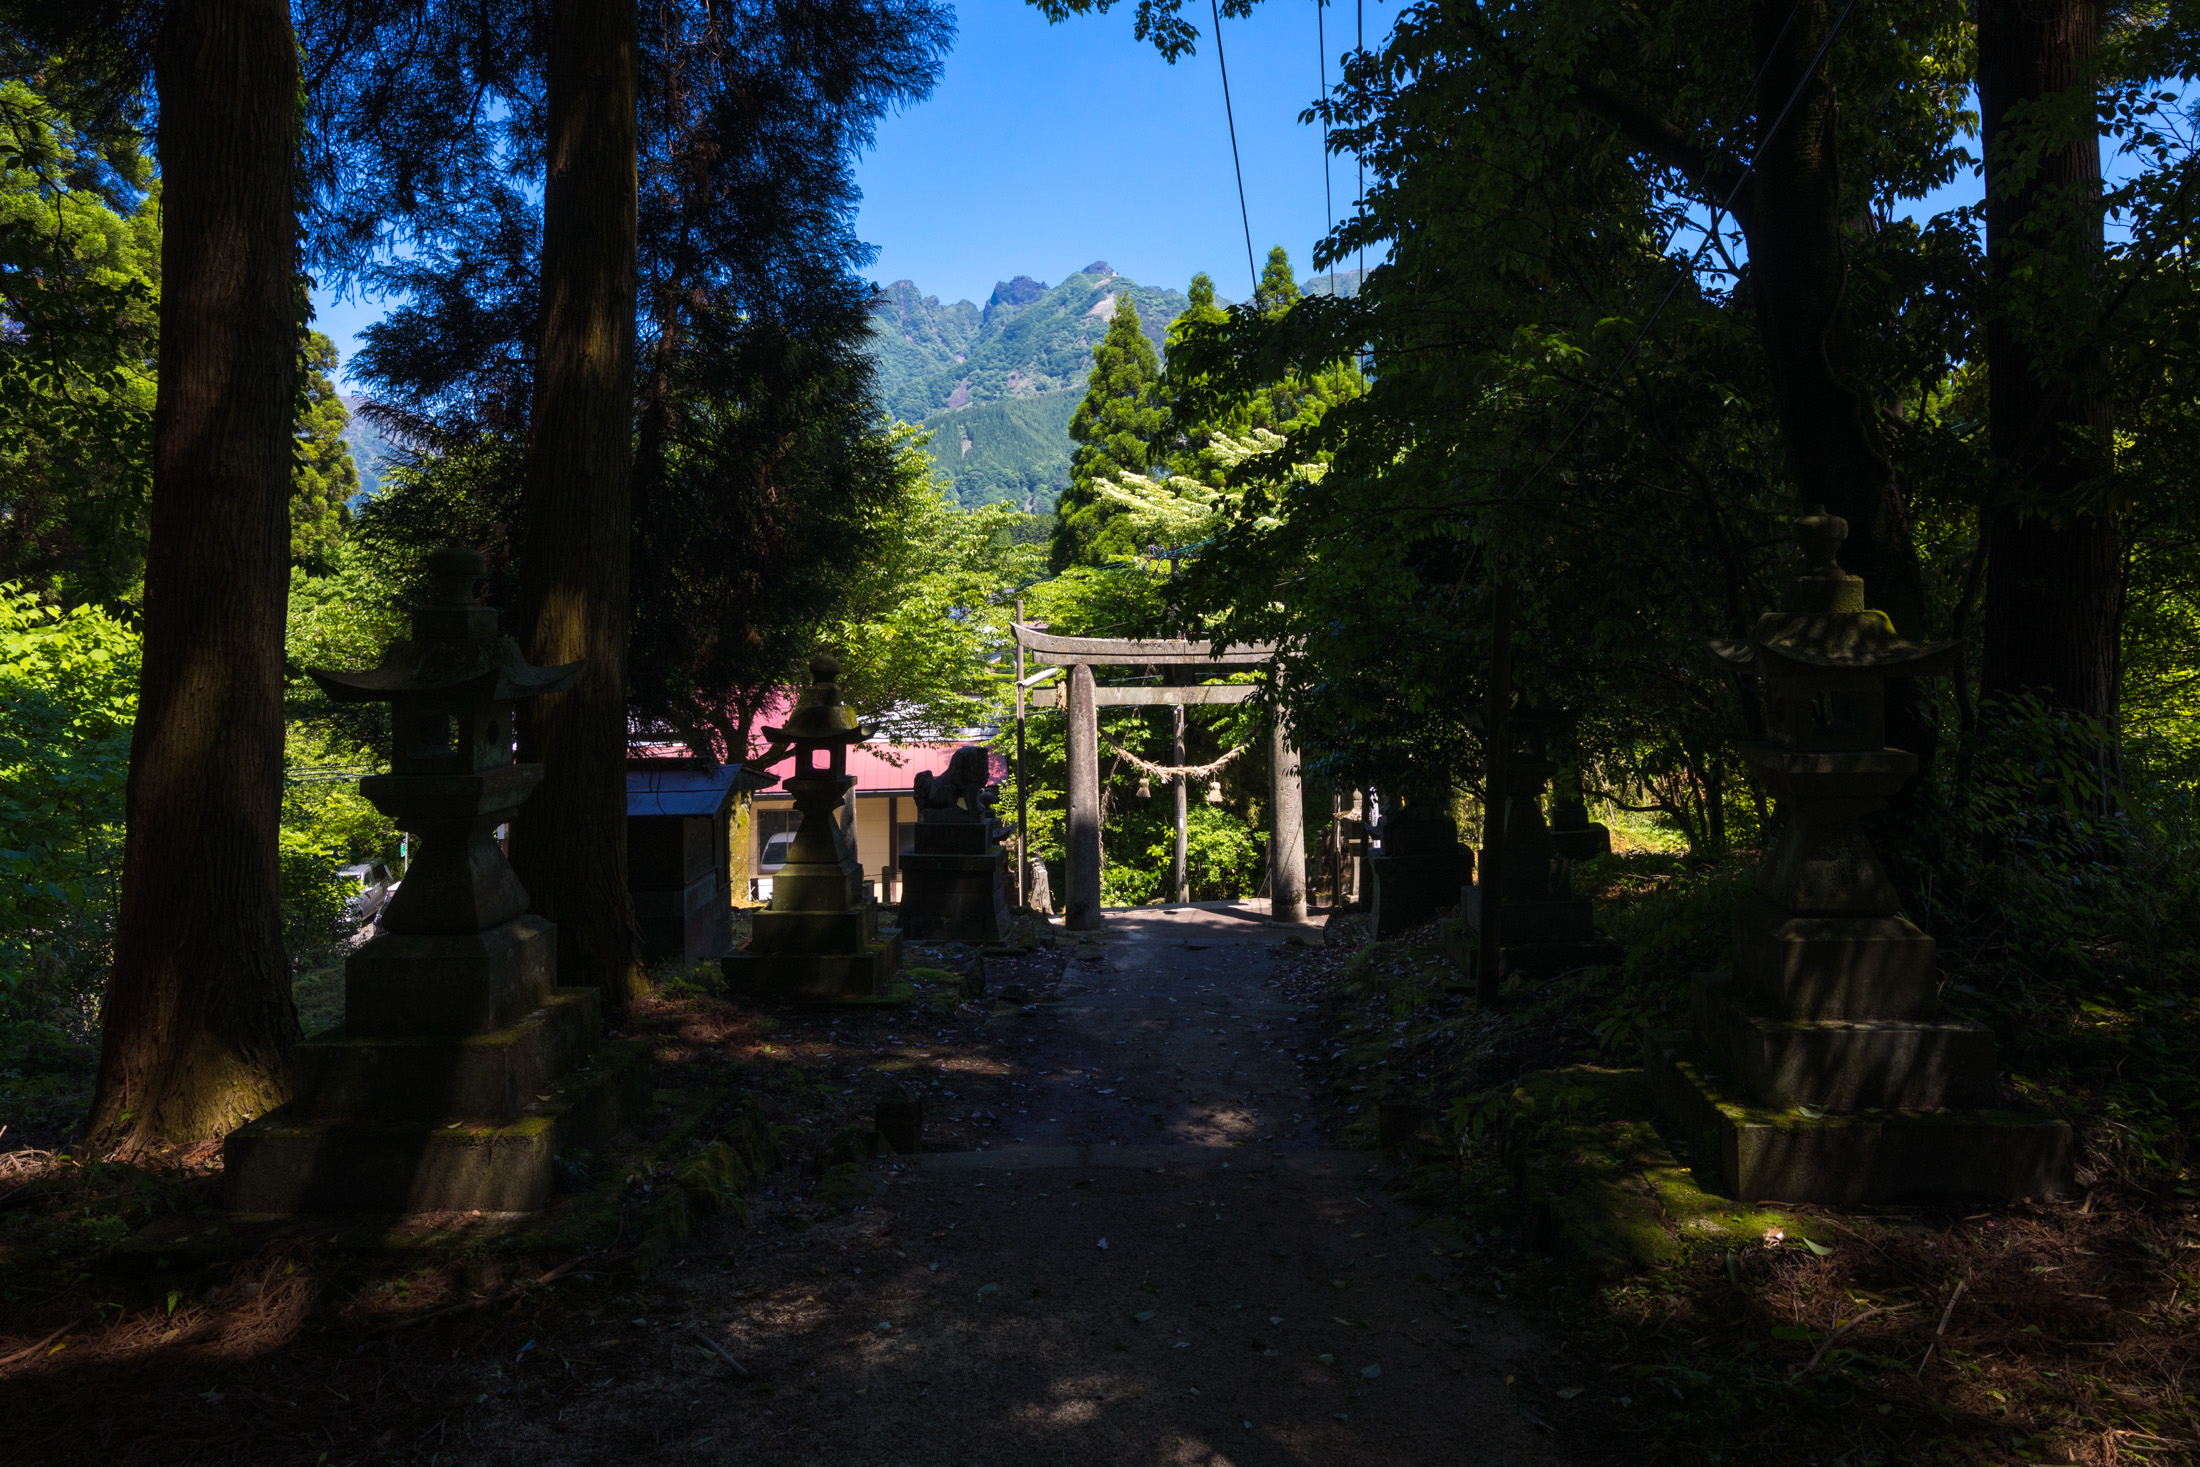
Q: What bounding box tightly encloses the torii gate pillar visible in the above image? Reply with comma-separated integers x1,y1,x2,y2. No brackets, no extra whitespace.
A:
1065,662,1102,930
1270,716,1307,924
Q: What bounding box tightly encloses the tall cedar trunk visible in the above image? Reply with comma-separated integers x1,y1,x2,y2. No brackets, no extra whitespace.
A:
511,0,643,1011
85,0,301,1153
1977,0,2119,722
1743,0,1926,635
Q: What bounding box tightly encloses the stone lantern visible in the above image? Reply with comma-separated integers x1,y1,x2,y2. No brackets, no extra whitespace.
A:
1648,510,2070,1203
224,548,648,1216
722,654,906,1003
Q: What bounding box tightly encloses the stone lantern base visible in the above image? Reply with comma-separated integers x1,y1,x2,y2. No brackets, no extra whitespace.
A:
722,901,908,1006
1646,1029,2072,1205
898,821,1012,943
224,917,651,1214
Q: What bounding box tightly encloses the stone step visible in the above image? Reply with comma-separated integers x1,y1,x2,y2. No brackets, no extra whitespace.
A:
1692,973,1996,1111
222,1040,652,1215
1645,1029,2071,1205
289,988,601,1122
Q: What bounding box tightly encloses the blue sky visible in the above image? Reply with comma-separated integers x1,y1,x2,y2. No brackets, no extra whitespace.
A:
314,0,2008,390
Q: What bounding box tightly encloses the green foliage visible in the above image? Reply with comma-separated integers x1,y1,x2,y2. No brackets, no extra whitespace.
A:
829,428,1048,741
1055,296,1167,568
290,332,360,570
0,585,134,1029
0,76,158,613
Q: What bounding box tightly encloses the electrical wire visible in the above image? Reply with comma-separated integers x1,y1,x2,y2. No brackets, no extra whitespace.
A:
1318,0,1335,297
1355,0,1364,287
1211,0,1260,295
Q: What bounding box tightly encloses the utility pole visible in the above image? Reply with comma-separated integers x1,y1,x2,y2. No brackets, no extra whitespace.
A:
1015,598,1027,910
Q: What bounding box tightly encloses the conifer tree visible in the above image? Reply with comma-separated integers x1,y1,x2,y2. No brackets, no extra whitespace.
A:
1252,245,1300,317
1053,295,1166,568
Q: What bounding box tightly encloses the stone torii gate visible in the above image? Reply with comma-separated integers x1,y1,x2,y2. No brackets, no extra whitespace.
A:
1013,623,1306,932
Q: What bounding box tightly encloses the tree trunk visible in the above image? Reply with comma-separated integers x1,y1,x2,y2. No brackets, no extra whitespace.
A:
85,0,300,1154
511,0,644,1012
1743,0,1926,638
1977,0,2118,723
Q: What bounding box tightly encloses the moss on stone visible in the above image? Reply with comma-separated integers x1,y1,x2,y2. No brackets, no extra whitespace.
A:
1505,1065,1828,1276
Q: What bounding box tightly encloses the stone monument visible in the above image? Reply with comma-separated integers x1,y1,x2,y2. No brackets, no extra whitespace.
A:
1370,784,1474,940
1648,509,2071,1202
1465,756,1624,975
721,654,906,1004
1547,765,1614,862
224,548,647,1215
898,745,1016,942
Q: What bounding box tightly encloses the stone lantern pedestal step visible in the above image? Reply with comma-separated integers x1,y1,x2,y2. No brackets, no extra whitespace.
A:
721,934,909,1006
1644,1030,2072,1204
1690,973,1998,1111
224,1037,651,1215
289,988,602,1121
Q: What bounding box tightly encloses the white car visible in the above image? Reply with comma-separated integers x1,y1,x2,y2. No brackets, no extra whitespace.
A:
338,861,394,928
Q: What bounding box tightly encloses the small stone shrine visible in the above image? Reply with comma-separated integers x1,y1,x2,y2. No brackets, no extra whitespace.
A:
1649,509,2071,1203
225,548,647,1215
721,655,906,1004
1370,784,1474,940
1465,756,1624,975
898,745,1016,942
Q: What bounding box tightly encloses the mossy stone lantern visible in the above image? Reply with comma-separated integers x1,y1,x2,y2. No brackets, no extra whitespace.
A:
221,547,651,1217
722,654,907,1004
1648,510,2071,1204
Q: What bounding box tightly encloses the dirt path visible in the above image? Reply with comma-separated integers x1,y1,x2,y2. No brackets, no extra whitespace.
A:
503,906,1568,1466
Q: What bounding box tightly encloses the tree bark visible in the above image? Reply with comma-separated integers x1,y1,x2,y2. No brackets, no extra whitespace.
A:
86,0,301,1154
511,0,644,1012
1977,0,2119,723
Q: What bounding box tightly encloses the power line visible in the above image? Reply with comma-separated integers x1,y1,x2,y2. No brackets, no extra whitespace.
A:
1211,0,1259,295
1318,0,1334,297
1355,0,1363,287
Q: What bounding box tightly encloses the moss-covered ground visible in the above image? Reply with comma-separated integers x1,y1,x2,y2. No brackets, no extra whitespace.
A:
1276,853,2200,1463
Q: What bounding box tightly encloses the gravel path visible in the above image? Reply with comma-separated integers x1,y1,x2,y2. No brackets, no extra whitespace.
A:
523,906,1571,1466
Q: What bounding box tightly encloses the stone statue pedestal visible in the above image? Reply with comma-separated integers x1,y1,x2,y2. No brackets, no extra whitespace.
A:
1462,760,1623,975
226,912,650,1214
1370,800,1473,940
900,820,1012,942
224,549,647,1216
